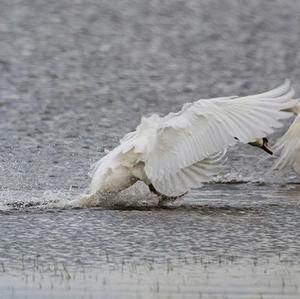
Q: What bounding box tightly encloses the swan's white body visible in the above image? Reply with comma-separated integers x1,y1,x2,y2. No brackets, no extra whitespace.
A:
90,80,296,197
273,108,300,174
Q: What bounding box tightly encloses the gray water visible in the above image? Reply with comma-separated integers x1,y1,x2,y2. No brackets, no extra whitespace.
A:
1,0,300,298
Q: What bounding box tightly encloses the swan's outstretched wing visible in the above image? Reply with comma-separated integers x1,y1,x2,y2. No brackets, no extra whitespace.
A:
272,114,300,173
152,150,227,196
140,81,296,195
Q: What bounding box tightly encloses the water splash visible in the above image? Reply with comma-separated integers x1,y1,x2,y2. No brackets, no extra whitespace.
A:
0,189,77,211
0,182,164,211
210,172,263,184
69,182,160,209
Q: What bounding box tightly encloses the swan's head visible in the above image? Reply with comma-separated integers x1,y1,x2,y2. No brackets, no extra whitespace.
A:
248,137,273,155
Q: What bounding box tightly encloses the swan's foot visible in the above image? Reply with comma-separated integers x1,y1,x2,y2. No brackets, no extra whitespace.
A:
148,184,187,206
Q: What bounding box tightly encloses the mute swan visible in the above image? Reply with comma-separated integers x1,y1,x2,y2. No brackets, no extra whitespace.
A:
89,80,296,201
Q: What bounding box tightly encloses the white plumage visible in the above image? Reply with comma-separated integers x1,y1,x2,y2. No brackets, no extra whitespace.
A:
273,112,300,174
89,80,296,198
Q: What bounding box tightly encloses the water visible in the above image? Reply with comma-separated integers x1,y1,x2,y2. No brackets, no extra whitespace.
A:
1,182,300,298
1,0,300,298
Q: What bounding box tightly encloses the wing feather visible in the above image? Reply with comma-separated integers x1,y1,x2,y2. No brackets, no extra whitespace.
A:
239,79,290,99
141,81,297,192
152,151,226,196
272,114,300,172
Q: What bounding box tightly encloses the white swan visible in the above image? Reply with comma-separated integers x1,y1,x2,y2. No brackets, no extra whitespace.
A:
272,107,300,174
89,80,296,200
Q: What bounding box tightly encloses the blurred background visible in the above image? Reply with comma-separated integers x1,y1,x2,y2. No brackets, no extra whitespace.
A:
1,0,300,191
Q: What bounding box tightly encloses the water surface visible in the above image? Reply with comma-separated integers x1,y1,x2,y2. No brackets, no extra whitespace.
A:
1,0,300,298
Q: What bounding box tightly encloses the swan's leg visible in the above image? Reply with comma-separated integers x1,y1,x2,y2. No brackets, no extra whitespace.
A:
148,184,163,197
148,184,187,204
